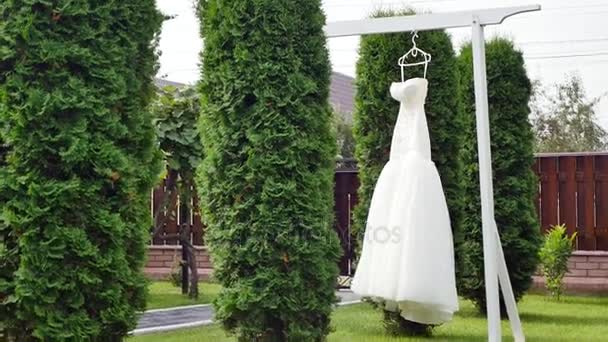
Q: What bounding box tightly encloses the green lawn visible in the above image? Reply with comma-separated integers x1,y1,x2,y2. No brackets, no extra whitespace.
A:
132,294,608,341
146,282,221,310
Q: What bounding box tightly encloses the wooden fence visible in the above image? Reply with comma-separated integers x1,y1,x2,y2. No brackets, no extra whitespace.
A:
150,178,204,246
151,153,608,262
535,152,608,251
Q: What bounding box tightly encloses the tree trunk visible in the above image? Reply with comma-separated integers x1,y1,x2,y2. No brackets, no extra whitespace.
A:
183,237,199,299
181,176,199,299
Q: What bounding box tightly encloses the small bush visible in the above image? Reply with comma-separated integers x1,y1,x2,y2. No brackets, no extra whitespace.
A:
170,258,184,288
366,299,436,337
382,310,435,337
539,225,576,300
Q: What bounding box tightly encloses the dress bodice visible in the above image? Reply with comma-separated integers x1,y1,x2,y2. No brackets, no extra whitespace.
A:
389,78,431,161
390,78,428,106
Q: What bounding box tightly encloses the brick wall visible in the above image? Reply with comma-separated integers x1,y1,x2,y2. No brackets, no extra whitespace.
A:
533,251,608,293
144,247,608,293
144,245,213,281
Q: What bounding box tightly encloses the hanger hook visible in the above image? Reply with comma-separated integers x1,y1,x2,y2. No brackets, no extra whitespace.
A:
411,31,418,49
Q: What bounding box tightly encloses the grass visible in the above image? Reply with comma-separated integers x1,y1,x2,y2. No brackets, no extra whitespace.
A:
146,281,221,310
131,294,608,341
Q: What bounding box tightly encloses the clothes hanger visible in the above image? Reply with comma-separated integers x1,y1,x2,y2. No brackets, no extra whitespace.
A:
398,31,432,82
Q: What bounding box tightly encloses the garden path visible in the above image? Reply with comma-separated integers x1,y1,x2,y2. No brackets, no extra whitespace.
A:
132,290,362,335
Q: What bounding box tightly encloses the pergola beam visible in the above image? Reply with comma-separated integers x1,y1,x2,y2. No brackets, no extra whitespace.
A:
324,5,540,38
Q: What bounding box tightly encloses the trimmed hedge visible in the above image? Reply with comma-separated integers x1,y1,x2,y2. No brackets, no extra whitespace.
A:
352,8,463,335
197,0,341,340
0,2,163,339
457,38,542,314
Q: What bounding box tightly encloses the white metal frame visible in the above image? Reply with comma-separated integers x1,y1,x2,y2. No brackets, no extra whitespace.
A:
324,5,541,342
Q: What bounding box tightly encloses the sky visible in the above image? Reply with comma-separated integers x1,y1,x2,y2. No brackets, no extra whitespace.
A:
155,0,608,129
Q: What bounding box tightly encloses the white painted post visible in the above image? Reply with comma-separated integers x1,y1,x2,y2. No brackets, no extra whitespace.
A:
471,17,501,342
494,222,525,341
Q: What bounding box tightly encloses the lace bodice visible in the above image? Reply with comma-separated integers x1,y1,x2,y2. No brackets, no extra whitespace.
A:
389,78,431,161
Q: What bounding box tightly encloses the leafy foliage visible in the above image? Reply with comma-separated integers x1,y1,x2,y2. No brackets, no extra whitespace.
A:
531,73,608,152
197,0,341,340
153,86,204,173
351,8,463,335
0,1,163,339
457,38,542,314
539,225,576,300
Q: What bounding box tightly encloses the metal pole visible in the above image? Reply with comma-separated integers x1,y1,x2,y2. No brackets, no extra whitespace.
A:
471,17,501,341
494,222,525,341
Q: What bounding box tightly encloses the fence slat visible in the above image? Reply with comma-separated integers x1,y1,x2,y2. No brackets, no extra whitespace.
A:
533,159,540,217
165,191,179,245
558,156,577,237
577,156,597,250
334,172,358,276
540,157,559,232
152,180,166,245
595,155,608,250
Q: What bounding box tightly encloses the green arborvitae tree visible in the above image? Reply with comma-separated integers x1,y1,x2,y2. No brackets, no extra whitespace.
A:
197,1,341,340
0,132,16,336
0,2,163,339
457,38,542,314
352,9,464,336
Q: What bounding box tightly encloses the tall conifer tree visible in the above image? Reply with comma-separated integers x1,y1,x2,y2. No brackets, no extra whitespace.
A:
0,1,163,339
457,38,542,314
197,1,341,339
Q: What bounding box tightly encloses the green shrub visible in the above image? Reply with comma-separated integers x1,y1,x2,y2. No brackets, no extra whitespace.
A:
539,225,576,300
382,310,435,337
197,0,341,340
170,259,184,289
457,38,542,314
0,1,163,339
352,8,463,335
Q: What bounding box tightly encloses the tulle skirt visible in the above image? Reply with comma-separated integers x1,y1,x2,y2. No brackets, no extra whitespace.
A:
351,152,459,324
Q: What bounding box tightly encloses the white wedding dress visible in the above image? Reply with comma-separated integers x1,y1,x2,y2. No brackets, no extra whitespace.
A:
351,78,459,324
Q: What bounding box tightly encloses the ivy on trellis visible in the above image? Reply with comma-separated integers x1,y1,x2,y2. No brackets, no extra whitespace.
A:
151,85,203,299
